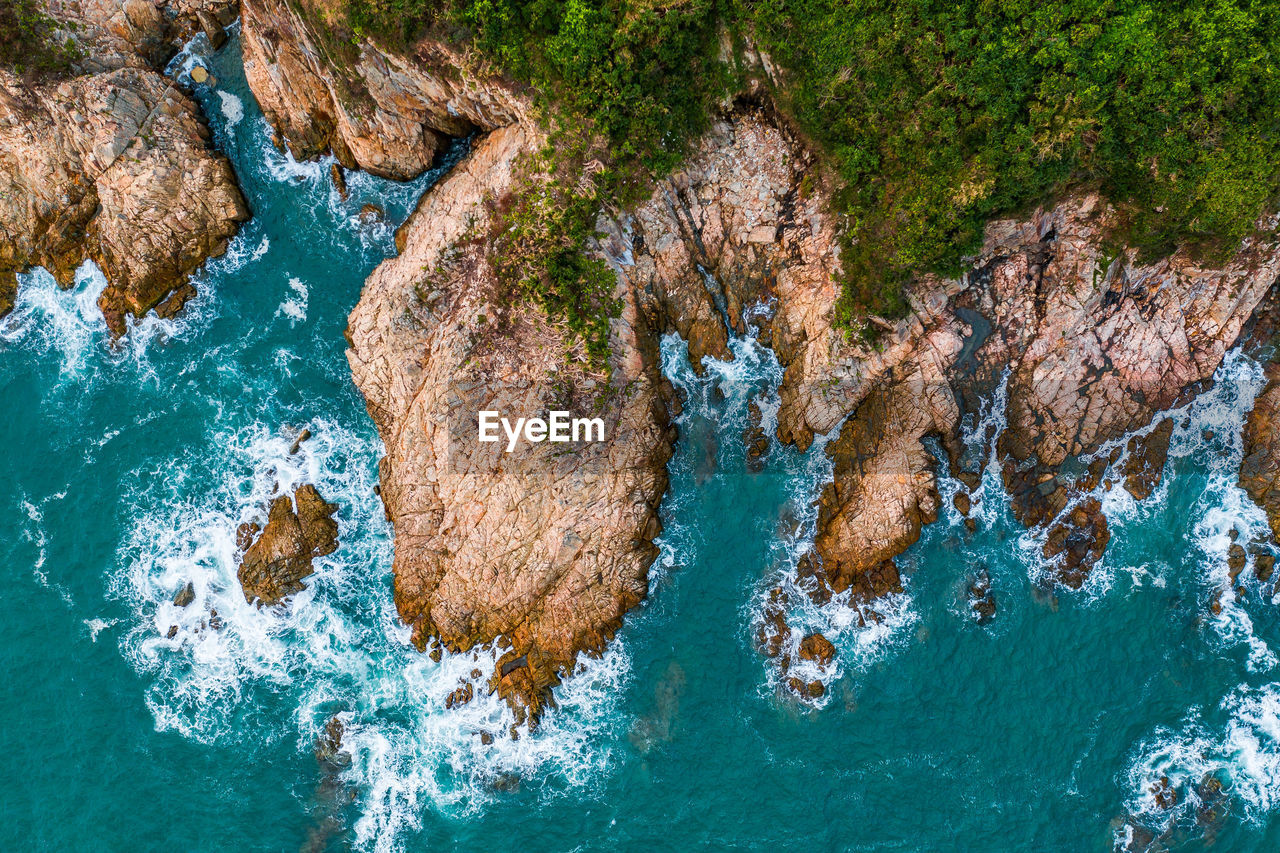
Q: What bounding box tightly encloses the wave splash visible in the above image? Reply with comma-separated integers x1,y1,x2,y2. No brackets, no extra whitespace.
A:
111,418,627,851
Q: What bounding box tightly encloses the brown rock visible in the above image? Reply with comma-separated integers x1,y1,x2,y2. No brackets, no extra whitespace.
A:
1241,364,1280,542
329,163,348,200
1256,553,1275,583
196,10,228,50
1041,498,1110,588
445,681,474,710
237,484,339,605
1228,543,1247,582
241,0,523,179
1149,775,1180,810
797,632,836,667
1123,418,1174,501
953,491,971,516
173,581,195,608
1,270,16,318
0,2,249,335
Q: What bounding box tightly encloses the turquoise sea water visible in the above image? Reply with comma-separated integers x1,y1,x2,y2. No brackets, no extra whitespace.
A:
4,32,1280,852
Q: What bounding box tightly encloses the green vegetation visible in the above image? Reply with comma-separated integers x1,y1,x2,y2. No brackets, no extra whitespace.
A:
489,147,622,364
344,0,725,366
0,0,80,78
342,0,1280,342
748,0,1280,326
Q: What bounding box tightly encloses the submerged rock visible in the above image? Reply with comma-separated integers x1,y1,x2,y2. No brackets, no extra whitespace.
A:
967,568,996,625
237,484,339,606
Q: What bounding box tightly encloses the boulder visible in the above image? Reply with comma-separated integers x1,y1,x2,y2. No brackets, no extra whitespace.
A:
237,485,339,605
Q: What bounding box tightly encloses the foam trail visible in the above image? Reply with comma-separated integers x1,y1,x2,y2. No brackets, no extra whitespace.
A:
1122,681,1280,840
113,418,624,851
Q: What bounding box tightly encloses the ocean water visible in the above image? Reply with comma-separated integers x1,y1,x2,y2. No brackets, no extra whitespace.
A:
3,31,1280,853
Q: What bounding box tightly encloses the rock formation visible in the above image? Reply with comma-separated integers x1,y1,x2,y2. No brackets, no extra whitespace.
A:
240,0,527,179
1241,364,1280,541
0,0,248,332
236,5,1280,715
237,484,339,605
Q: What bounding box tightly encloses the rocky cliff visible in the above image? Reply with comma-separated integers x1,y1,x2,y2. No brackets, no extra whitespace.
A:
237,9,1280,712
0,0,248,330
240,0,527,179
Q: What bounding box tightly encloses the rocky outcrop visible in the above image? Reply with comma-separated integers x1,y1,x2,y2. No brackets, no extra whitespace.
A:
955,197,1279,585
0,0,248,331
1241,364,1280,541
240,0,527,179
244,6,1280,713
1123,418,1175,501
347,120,676,725
236,484,339,605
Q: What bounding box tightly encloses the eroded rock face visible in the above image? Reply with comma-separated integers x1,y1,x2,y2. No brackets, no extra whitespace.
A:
237,484,339,606
0,0,248,331
957,197,1279,585
348,122,677,724
1241,364,1280,542
257,14,1280,714
240,0,527,179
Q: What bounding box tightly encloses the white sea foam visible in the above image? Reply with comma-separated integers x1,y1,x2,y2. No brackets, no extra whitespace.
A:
84,618,118,642
277,276,310,324
1123,681,1280,830
1,263,107,376
20,493,74,606
218,90,244,134
112,417,622,850
655,325,918,705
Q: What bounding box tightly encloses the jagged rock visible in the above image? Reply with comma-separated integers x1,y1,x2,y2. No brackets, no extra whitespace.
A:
953,491,971,516
0,2,248,329
797,632,836,667
1149,776,1179,810
1123,418,1174,500
444,681,474,710
743,400,770,471
196,10,228,50
967,568,996,624
786,676,825,699
1241,364,1280,541
0,271,15,317
756,586,792,658
289,427,312,455
329,163,347,200
1256,553,1275,583
261,4,1280,716
240,0,525,179
1228,543,1247,581
314,715,349,770
237,484,339,605
173,581,195,608
1042,498,1110,589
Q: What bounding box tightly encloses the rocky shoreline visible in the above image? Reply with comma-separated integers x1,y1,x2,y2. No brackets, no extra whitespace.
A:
237,0,1280,712
7,1,1280,719
0,1,249,331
